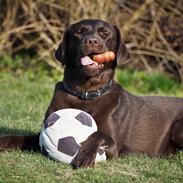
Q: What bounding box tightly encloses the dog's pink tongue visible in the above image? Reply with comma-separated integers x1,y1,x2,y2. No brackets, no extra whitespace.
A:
81,56,98,66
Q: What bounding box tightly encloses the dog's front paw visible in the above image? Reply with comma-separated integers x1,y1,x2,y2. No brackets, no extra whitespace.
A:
71,148,96,169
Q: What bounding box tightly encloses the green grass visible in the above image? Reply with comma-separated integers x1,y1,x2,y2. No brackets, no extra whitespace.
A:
0,69,183,183
115,69,183,97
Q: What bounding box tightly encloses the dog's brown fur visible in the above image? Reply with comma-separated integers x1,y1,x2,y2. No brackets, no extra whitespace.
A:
0,19,183,169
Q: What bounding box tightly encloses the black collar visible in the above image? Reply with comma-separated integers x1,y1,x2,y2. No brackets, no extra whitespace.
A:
63,80,113,100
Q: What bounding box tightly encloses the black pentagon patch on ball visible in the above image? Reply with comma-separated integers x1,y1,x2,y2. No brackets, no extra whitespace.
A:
75,112,92,127
44,113,60,129
58,136,80,156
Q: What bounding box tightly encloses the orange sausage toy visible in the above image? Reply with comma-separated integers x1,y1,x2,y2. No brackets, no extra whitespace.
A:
93,51,115,64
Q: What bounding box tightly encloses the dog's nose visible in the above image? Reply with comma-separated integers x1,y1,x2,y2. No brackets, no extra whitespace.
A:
84,37,99,46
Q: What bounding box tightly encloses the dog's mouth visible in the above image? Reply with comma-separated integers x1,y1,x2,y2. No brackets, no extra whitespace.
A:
81,51,115,70
81,54,104,70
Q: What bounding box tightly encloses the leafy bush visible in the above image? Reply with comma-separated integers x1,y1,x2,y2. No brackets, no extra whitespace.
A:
0,0,183,81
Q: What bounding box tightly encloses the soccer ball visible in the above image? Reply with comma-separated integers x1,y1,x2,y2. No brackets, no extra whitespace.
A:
39,108,106,164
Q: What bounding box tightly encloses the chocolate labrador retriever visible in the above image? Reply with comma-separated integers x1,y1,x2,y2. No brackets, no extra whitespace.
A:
0,19,183,169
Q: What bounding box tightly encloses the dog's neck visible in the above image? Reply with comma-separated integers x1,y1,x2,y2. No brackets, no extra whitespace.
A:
63,80,113,100
63,68,114,90
63,68,114,99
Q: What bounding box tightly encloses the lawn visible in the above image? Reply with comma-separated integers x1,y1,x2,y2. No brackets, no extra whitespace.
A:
0,69,183,183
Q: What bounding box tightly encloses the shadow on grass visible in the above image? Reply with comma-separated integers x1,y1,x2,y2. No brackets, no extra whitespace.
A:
0,127,38,136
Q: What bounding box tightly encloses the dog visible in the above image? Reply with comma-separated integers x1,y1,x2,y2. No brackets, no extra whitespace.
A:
0,19,183,169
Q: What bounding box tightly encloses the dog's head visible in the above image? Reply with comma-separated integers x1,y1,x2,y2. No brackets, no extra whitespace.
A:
55,19,130,77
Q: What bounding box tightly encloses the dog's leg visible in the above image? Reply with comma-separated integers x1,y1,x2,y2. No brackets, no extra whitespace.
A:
71,132,118,169
171,120,183,149
0,134,40,152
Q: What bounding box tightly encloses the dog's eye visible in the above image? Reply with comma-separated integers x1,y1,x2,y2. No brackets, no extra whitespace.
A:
98,28,110,38
101,31,110,37
76,27,88,35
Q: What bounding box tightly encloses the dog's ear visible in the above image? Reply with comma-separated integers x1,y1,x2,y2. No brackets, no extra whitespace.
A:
55,26,71,65
114,26,130,66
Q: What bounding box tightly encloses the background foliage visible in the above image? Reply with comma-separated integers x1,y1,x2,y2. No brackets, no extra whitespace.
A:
0,0,183,81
